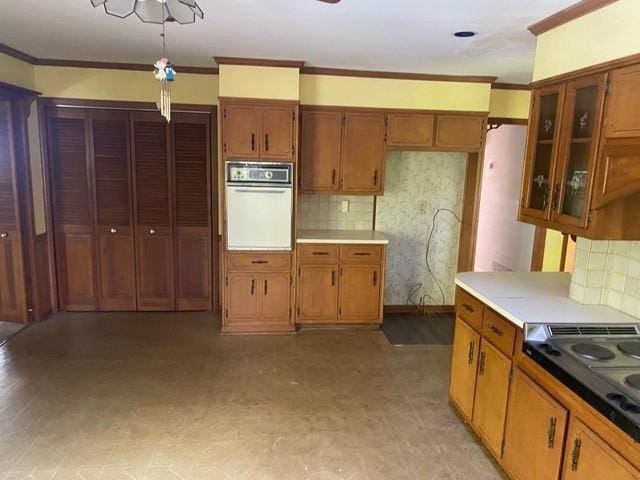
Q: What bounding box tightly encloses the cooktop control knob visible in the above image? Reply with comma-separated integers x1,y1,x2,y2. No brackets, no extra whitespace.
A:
265,171,273,180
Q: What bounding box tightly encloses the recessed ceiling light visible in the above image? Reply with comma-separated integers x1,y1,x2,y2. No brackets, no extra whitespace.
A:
453,31,477,38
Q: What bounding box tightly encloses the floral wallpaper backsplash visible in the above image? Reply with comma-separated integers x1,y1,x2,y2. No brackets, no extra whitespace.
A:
376,151,467,306
298,195,374,231
570,238,640,319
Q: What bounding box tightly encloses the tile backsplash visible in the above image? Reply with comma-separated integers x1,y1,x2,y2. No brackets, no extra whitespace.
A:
297,195,374,231
570,238,640,318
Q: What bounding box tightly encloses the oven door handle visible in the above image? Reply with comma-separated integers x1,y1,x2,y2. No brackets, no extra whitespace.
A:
233,189,288,194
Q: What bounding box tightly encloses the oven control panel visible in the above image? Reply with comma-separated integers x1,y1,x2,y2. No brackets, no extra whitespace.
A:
226,162,292,185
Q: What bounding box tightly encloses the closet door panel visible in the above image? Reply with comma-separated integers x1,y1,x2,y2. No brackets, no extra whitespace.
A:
132,112,174,311
48,109,97,311
90,110,136,310
173,114,211,311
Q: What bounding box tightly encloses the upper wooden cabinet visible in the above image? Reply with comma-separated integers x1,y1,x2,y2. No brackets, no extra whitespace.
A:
341,112,385,194
222,100,297,162
520,61,640,239
385,112,435,149
435,114,485,151
301,110,342,192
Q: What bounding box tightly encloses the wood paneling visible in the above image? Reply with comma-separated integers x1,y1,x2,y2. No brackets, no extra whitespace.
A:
56,226,97,311
33,234,52,320
449,317,480,420
175,228,210,311
340,112,385,194
435,114,485,151
0,102,17,230
385,113,435,148
300,110,342,192
297,264,338,322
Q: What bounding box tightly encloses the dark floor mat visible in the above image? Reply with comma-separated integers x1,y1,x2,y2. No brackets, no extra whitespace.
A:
0,321,28,347
382,313,454,346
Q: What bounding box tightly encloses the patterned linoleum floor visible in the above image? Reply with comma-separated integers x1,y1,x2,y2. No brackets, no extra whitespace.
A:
0,312,503,479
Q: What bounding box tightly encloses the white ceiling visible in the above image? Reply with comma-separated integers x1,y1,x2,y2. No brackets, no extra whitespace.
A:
1,0,576,83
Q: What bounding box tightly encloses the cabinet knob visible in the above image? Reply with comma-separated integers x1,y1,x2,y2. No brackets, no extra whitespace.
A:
110,228,118,234
149,229,156,235
0,232,7,239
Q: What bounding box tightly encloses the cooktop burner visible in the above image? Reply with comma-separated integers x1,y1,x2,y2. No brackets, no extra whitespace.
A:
619,342,640,360
572,343,616,361
626,374,640,391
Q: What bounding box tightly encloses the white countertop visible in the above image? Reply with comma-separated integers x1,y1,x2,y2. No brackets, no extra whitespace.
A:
455,272,639,329
296,229,389,244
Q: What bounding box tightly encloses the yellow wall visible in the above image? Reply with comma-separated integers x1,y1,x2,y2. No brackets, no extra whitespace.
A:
299,74,491,111
533,0,640,81
34,66,219,105
218,65,299,100
488,89,531,119
542,229,564,272
0,52,35,90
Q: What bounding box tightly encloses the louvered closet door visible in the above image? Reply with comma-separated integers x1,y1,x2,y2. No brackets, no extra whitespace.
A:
0,101,27,322
172,113,211,311
90,110,136,311
48,108,98,311
132,111,174,310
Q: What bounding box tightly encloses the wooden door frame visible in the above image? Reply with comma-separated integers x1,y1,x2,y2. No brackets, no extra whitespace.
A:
38,97,219,313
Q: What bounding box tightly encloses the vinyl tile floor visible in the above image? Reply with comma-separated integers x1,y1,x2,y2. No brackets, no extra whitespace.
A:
0,312,503,480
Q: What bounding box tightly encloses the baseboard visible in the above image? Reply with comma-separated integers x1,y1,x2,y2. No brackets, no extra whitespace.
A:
384,304,455,315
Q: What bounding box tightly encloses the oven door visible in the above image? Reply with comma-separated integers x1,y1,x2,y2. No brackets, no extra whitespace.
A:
225,184,293,250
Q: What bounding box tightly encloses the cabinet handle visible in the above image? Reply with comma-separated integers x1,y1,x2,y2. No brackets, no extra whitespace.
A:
570,438,582,471
467,341,474,365
332,169,336,185
110,227,118,234
265,134,269,151
488,324,504,337
462,303,474,313
373,271,377,286
373,170,378,185
312,252,329,256
552,184,561,211
251,260,268,264
478,351,486,375
547,417,557,449
251,133,256,151
331,270,335,286
149,228,156,235
541,184,550,211
250,279,255,295
602,156,611,194
0,232,7,239
264,279,268,295
354,252,371,256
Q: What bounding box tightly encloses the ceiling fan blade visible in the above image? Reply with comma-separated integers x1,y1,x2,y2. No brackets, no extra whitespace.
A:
316,0,341,3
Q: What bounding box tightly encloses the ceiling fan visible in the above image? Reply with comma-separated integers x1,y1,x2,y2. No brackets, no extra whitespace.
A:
316,0,342,3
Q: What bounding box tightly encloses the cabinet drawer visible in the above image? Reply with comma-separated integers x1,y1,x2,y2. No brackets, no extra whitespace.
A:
482,309,516,357
340,245,383,263
298,244,340,264
226,253,291,272
455,288,484,332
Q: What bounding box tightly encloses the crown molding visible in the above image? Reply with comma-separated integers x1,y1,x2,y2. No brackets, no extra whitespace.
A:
528,0,617,36
214,56,306,69
0,43,38,64
491,82,531,91
300,66,497,84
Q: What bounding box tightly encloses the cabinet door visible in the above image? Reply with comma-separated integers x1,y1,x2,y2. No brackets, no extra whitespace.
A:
0,101,26,322
297,264,338,323
472,340,512,458
521,85,565,221
132,112,174,310
503,368,567,480
435,114,484,151
173,114,211,311
90,110,136,311
449,318,480,419
260,106,295,160
341,112,385,194
225,273,259,324
48,110,98,311
339,264,381,323
300,110,342,192
223,105,259,159
604,64,640,139
260,273,291,324
562,418,640,480
551,74,606,228
385,113,434,148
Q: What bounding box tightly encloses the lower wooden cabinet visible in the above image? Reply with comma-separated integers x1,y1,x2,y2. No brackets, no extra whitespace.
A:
473,339,512,457
259,273,291,324
297,264,338,322
449,317,480,419
502,368,568,480
339,264,381,322
562,418,640,480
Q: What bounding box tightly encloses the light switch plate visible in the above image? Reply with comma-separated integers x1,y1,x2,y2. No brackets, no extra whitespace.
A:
341,200,349,213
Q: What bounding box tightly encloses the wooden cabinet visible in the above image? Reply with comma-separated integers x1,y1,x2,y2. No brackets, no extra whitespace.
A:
223,252,294,333
473,340,512,458
385,112,434,149
603,64,640,139
300,108,385,195
562,418,640,480
296,243,385,324
449,317,480,419
222,101,297,161
435,114,485,151
503,368,568,480
0,231,26,321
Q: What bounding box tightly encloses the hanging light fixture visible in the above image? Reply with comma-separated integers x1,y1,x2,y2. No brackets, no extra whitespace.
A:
90,0,203,25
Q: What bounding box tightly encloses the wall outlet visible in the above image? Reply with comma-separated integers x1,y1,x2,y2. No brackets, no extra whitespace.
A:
341,200,349,213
